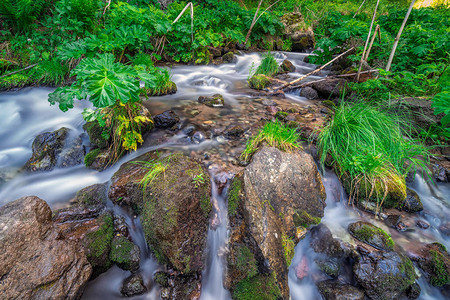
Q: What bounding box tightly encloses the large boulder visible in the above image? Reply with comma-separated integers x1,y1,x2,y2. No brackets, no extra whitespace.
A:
409,243,450,287
317,280,365,300
391,97,444,130
348,221,395,252
0,196,92,299
225,147,326,299
23,127,85,171
281,12,315,52
353,250,416,300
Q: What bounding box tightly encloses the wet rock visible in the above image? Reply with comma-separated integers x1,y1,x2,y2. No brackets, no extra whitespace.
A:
415,219,430,229
411,243,450,287
265,105,280,115
315,256,341,277
121,274,147,297
53,206,114,278
225,147,326,299
311,78,347,98
198,94,225,107
192,131,206,143
23,127,69,171
310,224,351,258
354,251,416,300
222,52,236,63
84,148,114,171
154,271,170,287
248,74,274,90
262,99,277,106
348,221,395,251
439,222,450,236
406,281,421,299
300,86,319,100
317,280,365,300
74,182,108,207
281,12,315,51
110,236,140,272
139,153,211,274
159,272,202,300
58,134,86,167
84,121,109,149
113,215,129,237
401,188,423,213
433,163,448,182
0,196,92,299
154,110,180,129
224,125,245,139
279,59,296,73
385,214,406,231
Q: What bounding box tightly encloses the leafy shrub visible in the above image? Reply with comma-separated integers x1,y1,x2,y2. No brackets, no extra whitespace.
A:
0,0,47,32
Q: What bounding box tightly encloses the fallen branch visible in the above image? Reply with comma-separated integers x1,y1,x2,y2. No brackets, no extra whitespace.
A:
103,0,112,15
0,63,38,79
364,24,380,61
353,0,367,18
173,2,194,43
269,47,355,92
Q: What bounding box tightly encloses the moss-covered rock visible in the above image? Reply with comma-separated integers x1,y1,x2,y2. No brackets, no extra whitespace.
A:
222,52,237,63
83,122,110,150
354,251,416,300
110,236,140,272
232,273,282,300
413,243,450,287
228,176,243,217
293,210,321,228
198,94,225,107
401,188,423,212
84,148,114,170
84,212,115,276
348,221,395,251
248,74,272,90
74,183,108,206
315,257,341,278
139,153,211,274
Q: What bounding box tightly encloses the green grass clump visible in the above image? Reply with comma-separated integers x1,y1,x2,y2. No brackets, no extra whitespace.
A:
293,210,321,228
228,177,243,217
248,74,271,90
318,101,429,207
255,52,279,77
241,120,301,161
136,159,168,191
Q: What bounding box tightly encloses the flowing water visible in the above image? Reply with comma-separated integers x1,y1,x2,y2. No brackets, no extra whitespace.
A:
0,52,448,299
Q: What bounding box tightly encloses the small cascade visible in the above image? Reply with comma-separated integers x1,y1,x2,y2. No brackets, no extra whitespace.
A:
82,203,161,300
200,170,233,300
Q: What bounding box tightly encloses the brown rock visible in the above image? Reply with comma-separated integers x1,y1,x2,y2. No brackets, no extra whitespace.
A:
0,196,92,299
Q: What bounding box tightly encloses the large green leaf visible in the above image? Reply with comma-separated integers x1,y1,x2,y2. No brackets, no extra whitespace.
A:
48,84,80,112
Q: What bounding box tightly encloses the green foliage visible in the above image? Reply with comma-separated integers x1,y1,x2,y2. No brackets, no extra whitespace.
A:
254,52,279,77
192,173,206,188
241,120,302,161
0,0,47,32
318,101,429,205
248,74,271,90
293,210,321,228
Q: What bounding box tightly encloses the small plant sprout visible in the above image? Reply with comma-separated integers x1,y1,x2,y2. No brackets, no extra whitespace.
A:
192,173,206,188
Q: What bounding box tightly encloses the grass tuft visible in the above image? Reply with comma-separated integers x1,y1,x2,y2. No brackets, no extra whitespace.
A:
254,52,279,77
241,120,301,161
318,101,430,207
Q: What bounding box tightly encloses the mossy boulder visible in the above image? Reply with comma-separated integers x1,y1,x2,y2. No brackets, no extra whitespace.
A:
317,280,365,300
348,221,395,252
110,236,140,272
354,251,416,300
225,147,326,299
83,121,109,149
413,243,450,287
198,94,225,107
121,274,147,297
401,188,423,212
84,148,115,170
248,74,272,90
280,12,315,52
222,51,237,63
137,153,211,274
279,59,295,73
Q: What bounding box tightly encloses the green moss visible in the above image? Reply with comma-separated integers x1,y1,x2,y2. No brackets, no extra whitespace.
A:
293,210,321,228
248,74,271,90
154,272,170,287
86,214,114,265
84,148,101,167
0,73,30,90
232,272,282,300
110,236,134,265
429,249,450,287
228,177,243,217
281,232,295,266
235,245,258,279
351,223,395,251
275,111,288,121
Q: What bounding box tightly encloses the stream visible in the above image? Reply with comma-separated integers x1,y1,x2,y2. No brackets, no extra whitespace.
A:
0,52,448,299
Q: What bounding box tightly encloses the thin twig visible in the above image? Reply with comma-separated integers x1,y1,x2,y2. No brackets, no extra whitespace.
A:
0,63,38,79
364,24,380,61
103,0,112,15
356,0,380,82
244,0,263,46
353,0,367,18
254,0,282,24
270,47,355,92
